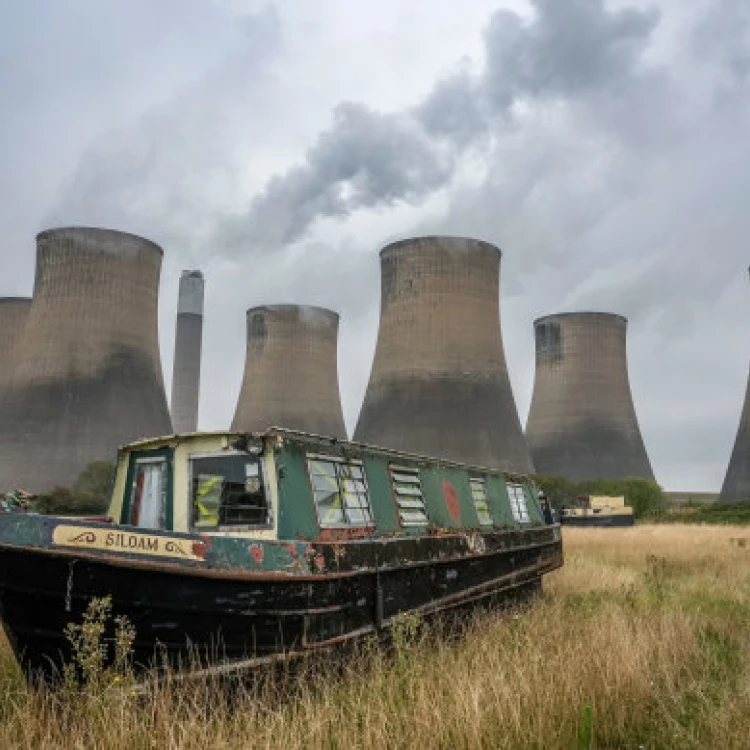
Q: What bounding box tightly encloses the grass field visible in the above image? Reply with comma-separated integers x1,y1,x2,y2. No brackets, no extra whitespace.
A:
652,502,750,525
2,525,750,749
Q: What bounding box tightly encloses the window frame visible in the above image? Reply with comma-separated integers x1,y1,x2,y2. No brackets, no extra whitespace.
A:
389,463,429,527
507,482,531,524
129,457,168,529
306,453,375,529
120,448,174,530
188,450,273,532
469,476,493,527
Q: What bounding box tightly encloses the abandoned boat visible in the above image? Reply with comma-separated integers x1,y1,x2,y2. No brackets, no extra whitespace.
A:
560,495,635,527
0,429,563,678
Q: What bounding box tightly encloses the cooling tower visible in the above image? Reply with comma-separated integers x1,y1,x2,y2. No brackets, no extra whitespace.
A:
354,236,533,473
170,270,204,433
525,312,655,481
720,270,750,501
0,298,31,395
231,305,347,437
0,227,172,493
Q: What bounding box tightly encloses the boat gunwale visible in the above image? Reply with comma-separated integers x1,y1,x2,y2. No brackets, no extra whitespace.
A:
0,529,562,582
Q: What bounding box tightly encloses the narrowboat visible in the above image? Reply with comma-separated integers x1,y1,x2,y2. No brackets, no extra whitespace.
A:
560,495,635,527
0,429,563,679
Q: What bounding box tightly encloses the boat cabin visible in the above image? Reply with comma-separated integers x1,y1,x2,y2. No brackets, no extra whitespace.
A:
107,429,548,540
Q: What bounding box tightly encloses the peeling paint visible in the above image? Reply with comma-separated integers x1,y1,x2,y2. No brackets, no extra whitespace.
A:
443,480,461,522
281,542,299,559
192,538,210,559
315,527,373,542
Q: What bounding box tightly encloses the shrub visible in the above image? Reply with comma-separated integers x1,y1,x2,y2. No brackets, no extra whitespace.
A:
32,461,115,516
72,461,116,506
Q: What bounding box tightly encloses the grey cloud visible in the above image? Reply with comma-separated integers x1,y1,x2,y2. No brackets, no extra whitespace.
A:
36,0,668,264
215,0,659,255
482,0,658,105
220,102,454,249
417,69,487,146
45,0,661,259
691,0,750,84
46,5,282,257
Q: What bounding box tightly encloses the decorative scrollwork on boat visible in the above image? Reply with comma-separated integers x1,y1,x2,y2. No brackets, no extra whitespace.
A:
66,531,96,544
164,541,187,555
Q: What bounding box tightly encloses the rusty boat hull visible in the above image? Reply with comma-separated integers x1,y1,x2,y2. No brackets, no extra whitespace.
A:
560,515,635,527
0,514,562,679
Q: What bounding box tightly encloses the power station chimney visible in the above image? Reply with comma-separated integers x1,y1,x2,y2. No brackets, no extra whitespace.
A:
525,312,655,481
0,298,31,395
0,227,173,492
354,236,533,473
170,270,204,433
720,267,750,501
231,305,347,437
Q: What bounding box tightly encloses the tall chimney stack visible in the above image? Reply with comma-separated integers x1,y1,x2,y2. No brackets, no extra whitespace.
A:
170,270,204,433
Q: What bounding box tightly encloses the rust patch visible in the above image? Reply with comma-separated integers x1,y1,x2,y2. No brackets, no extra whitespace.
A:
316,527,374,542
281,542,299,560
427,526,458,536
191,539,209,559
442,480,460,522
249,544,264,564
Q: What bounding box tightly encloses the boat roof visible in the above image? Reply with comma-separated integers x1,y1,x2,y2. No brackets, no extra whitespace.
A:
119,427,533,481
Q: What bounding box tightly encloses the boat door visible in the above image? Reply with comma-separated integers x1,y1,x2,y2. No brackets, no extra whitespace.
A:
125,453,171,530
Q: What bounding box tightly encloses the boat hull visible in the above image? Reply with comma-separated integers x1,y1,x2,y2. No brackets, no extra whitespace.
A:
561,515,635,527
0,517,562,679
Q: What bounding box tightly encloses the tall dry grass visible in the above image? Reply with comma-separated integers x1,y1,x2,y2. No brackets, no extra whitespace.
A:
3,524,750,749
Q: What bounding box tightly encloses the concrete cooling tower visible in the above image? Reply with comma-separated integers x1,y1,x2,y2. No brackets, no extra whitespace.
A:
720,270,750,501
0,298,31,394
354,236,533,473
231,305,347,437
0,227,172,493
721,402,750,502
170,270,204,433
525,312,655,482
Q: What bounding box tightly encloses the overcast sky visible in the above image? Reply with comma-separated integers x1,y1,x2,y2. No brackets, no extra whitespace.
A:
2,0,749,491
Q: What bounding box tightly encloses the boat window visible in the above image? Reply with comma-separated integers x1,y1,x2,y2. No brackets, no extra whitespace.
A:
389,464,428,526
191,454,269,529
470,477,492,526
508,483,531,523
129,457,167,529
307,456,373,528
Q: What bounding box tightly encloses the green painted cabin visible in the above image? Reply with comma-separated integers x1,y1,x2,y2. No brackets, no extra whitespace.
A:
107,428,547,542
